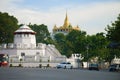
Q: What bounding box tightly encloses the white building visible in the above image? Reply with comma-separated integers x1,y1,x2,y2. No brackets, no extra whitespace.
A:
67,54,84,68
111,56,120,64
0,25,66,67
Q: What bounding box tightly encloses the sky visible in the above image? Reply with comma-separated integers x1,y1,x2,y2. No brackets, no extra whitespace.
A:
0,0,120,35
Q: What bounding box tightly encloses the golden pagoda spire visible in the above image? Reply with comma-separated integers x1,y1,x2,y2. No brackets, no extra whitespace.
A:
53,24,57,29
63,11,70,28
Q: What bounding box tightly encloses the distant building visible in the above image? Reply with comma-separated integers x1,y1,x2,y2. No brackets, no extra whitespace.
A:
67,54,83,68
0,25,66,67
52,13,80,36
111,56,120,64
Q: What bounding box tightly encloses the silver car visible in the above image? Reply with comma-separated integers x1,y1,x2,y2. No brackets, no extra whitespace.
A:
56,62,73,69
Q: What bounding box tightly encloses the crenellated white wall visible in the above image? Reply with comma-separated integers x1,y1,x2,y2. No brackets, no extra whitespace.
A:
0,25,67,66
14,34,36,48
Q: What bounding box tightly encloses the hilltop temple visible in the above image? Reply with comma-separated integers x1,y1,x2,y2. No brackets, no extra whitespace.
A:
52,13,80,36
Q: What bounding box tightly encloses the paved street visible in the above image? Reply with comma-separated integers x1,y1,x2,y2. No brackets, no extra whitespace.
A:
0,67,120,80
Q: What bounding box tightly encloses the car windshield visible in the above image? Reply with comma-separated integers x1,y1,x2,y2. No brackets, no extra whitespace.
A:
90,64,98,67
60,62,66,64
110,64,117,67
60,62,71,64
66,62,71,64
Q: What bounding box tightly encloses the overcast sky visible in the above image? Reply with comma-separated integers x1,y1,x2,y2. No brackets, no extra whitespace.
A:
0,0,120,35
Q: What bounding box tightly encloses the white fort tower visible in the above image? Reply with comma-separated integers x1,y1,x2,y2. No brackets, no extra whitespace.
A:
14,25,36,49
0,25,66,67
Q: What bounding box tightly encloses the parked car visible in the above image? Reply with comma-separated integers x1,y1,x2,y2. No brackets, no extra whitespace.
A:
109,64,120,72
88,63,99,71
56,62,73,69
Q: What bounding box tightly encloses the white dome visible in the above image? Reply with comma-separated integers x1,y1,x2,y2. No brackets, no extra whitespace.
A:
14,25,36,34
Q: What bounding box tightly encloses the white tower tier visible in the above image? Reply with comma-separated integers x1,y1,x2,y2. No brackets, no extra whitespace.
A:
14,25,36,48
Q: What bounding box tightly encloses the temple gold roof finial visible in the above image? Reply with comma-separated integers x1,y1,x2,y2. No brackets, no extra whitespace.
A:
63,11,70,28
53,24,57,29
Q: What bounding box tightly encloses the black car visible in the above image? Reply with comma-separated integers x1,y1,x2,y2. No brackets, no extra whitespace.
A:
89,63,99,71
109,64,120,72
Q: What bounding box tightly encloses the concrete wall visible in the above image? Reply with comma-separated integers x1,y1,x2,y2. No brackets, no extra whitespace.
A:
9,62,59,68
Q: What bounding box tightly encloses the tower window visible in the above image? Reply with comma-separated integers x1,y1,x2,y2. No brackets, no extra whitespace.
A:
21,52,25,56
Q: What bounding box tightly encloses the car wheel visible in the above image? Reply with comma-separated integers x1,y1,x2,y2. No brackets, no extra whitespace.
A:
70,66,73,69
89,68,92,70
109,68,114,71
57,67,60,69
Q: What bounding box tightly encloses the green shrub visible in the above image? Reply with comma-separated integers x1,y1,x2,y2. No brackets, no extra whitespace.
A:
18,64,22,67
39,64,42,68
47,64,50,67
9,64,12,67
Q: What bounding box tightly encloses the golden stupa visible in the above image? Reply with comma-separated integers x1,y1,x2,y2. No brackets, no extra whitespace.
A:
53,13,80,35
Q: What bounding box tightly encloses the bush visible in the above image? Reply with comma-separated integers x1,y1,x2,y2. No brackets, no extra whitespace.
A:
47,64,50,67
18,64,22,67
48,60,50,62
9,64,12,67
39,64,42,68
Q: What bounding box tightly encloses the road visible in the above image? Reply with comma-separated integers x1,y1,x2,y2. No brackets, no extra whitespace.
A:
0,68,120,80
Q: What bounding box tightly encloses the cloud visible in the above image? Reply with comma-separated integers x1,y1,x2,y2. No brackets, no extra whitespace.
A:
0,0,120,35
68,2,120,34
0,0,23,11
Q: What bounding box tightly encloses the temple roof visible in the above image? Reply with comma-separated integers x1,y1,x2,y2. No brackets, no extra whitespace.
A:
73,25,80,31
14,25,36,34
53,12,80,33
63,13,70,28
53,24,57,29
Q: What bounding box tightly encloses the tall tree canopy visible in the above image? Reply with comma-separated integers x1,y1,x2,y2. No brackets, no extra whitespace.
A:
66,30,87,53
106,14,120,43
105,14,120,59
28,24,52,44
54,30,87,57
86,33,109,61
0,12,18,43
54,33,66,55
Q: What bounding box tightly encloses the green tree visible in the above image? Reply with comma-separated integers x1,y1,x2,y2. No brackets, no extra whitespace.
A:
54,33,67,56
29,24,51,43
106,14,120,43
105,14,120,61
85,33,109,62
66,30,87,57
0,12,18,43
54,33,65,43
66,30,86,52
